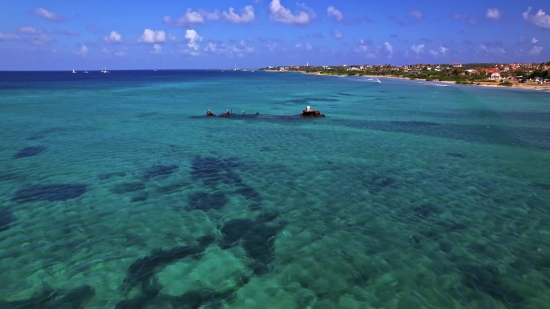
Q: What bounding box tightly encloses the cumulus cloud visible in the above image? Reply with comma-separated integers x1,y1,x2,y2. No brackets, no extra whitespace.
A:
354,39,375,58
523,7,550,28
32,7,64,22
430,46,449,56
104,31,122,43
327,6,344,21
78,44,88,57
165,8,220,27
478,44,505,55
486,8,502,20
151,44,162,54
18,26,41,34
529,45,543,56
411,44,424,54
332,30,342,39
532,37,538,44
183,29,203,55
138,29,166,43
409,10,424,19
0,32,20,41
384,42,393,55
223,5,255,23
269,0,315,25
204,40,254,57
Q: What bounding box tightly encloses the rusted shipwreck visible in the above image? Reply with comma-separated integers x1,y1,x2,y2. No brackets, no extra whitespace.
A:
205,106,325,118
301,106,325,117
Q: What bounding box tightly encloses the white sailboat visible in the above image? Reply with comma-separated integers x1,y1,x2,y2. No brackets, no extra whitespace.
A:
72,69,76,73
101,66,109,73
84,70,88,73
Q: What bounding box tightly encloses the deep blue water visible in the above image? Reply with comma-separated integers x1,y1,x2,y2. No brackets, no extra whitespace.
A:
1,70,550,308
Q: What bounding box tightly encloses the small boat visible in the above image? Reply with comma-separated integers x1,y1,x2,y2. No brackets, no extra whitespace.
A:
84,71,88,74
72,69,76,74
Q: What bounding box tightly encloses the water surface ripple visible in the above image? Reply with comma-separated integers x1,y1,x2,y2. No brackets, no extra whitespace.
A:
0,70,549,308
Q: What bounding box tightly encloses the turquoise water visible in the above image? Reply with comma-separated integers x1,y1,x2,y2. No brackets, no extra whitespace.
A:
1,70,550,308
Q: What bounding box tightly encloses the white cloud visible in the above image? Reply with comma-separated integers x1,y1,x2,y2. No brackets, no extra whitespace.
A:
138,29,166,43
104,31,122,43
478,44,505,55
295,42,313,51
18,26,41,34
0,32,20,41
269,0,315,25
169,34,177,41
185,29,203,53
204,40,255,57
409,10,424,19
532,37,538,44
354,39,376,58
411,44,424,54
327,6,344,21
32,7,64,22
78,44,88,57
200,10,221,20
354,39,370,52
151,44,162,54
430,46,449,56
486,8,502,20
223,5,255,23
384,42,393,55
529,45,543,56
167,8,221,27
332,30,342,39
178,9,204,25
523,7,550,28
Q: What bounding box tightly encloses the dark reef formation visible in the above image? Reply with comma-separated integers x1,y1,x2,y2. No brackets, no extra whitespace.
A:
0,207,15,233
190,156,262,210
144,164,179,180
0,285,95,309
12,184,88,202
116,210,284,308
13,146,46,159
219,210,283,274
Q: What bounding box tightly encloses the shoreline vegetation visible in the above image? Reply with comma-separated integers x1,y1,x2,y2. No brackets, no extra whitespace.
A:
260,63,550,90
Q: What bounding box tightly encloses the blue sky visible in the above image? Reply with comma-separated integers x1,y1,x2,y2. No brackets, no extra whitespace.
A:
0,0,549,70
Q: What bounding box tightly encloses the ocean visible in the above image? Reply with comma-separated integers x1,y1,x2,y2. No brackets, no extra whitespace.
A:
1,70,549,308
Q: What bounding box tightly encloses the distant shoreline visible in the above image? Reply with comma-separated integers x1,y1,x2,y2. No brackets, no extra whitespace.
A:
264,70,550,90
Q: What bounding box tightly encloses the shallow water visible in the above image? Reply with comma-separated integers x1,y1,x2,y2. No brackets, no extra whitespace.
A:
1,70,550,308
